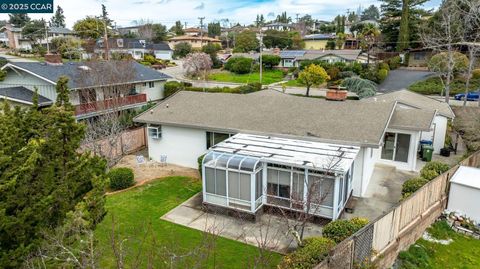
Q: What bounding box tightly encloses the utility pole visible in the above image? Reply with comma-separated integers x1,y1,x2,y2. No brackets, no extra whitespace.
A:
184,22,187,29
198,17,205,43
103,19,109,60
259,28,263,85
296,13,300,23
44,23,50,54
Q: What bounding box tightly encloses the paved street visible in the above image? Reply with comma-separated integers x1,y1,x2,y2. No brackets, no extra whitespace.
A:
379,69,434,92
0,52,38,62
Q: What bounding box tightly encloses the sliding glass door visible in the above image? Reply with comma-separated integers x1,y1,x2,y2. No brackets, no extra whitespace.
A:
381,132,411,163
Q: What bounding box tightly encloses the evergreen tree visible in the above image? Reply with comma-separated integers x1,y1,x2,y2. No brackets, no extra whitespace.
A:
207,22,221,37
397,0,410,51
50,5,66,28
0,76,107,268
170,20,184,36
101,4,113,26
8,13,30,27
361,5,381,21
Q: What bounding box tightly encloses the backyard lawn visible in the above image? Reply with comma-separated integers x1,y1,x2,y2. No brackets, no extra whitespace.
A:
408,77,480,96
208,70,285,85
95,176,282,268
397,220,480,268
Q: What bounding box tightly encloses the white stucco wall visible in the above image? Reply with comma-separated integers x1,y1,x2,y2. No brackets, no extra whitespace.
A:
137,81,165,101
447,183,480,223
154,50,173,60
420,115,448,154
147,125,207,168
1,68,57,101
376,128,420,171
352,146,379,197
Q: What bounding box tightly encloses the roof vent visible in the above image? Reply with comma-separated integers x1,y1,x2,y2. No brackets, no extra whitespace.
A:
166,104,169,108
78,65,91,71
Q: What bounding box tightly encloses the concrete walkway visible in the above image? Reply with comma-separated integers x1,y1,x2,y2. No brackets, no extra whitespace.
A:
162,193,324,253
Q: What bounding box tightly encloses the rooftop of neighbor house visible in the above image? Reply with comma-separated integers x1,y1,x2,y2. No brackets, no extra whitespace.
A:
1,61,171,89
296,49,363,61
48,27,73,34
450,166,480,190
362,89,455,119
302,33,336,40
209,133,360,172
168,35,221,42
96,38,171,50
0,86,52,107
134,90,435,147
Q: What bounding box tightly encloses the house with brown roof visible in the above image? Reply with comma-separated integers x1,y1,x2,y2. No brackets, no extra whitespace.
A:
168,35,221,49
134,90,445,219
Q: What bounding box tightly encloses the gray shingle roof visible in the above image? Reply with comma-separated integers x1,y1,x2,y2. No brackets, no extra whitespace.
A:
0,86,52,107
297,50,362,61
6,61,170,89
135,91,402,146
362,89,455,118
48,27,73,34
389,108,436,131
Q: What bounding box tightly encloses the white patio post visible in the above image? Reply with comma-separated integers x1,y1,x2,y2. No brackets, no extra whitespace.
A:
262,163,268,204
202,163,206,203
250,173,255,212
303,168,309,212
332,174,340,220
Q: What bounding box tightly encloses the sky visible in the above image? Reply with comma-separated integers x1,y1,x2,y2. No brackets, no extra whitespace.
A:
0,0,441,28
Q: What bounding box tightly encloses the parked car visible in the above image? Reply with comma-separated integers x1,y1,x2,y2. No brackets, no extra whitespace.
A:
454,91,480,101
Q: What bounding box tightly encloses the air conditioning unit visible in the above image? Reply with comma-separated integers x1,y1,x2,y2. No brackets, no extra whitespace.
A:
148,125,161,140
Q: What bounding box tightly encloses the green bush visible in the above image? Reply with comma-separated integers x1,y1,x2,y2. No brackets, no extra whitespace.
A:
197,154,205,176
420,161,450,180
338,71,356,79
144,54,156,65
261,54,281,69
107,167,135,191
173,42,192,58
278,237,335,269
379,62,390,71
323,217,369,243
377,68,389,82
388,56,402,70
472,69,480,79
401,177,429,198
409,77,480,96
327,66,341,81
224,57,253,74
164,81,183,98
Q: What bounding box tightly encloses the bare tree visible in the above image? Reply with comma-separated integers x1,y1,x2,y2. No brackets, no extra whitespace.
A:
183,52,213,79
421,1,464,104
76,60,138,166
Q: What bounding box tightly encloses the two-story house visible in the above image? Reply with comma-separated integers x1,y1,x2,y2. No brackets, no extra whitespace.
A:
0,54,170,120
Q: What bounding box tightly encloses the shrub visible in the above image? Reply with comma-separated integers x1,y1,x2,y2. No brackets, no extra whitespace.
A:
472,69,480,79
173,42,192,58
224,57,253,74
197,154,205,176
338,71,356,79
327,66,341,81
323,218,369,243
388,56,402,70
144,54,156,65
379,62,390,71
164,81,183,98
377,68,389,82
401,177,429,198
261,54,281,69
278,237,335,269
419,161,450,180
341,77,377,99
108,167,135,191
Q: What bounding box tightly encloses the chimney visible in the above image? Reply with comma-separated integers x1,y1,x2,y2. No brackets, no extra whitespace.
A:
44,53,63,65
273,47,280,55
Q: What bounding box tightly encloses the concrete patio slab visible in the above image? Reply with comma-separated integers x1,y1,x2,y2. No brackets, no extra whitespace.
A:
162,193,324,253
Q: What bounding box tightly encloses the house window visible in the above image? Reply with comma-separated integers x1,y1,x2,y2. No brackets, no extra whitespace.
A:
414,52,426,60
148,81,155,88
308,175,334,207
143,82,147,87
206,131,233,148
255,171,263,200
147,124,161,139
205,167,227,196
228,171,251,201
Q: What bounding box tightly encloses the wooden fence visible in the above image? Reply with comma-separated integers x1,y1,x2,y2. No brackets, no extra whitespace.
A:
80,127,147,161
315,150,480,269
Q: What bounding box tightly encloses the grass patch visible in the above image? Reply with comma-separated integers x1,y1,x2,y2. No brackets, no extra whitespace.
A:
282,80,328,88
95,176,281,268
208,70,285,85
408,77,480,96
397,220,480,268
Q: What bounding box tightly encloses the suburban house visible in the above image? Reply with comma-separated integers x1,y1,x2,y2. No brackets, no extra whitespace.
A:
262,23,296,31
168,35,222,49
117,25,143,36
302,34,336,50
362,89,455,154
95,38,173,60
0,55,170,120
0,24,76,50
278,49,365,68
134,89,442,220
184,27,203,36
407,48,433,68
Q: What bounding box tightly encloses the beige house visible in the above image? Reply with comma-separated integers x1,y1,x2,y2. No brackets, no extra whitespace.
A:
168,35,221,49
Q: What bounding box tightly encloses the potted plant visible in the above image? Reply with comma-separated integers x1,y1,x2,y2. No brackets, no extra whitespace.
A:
326,85,348,101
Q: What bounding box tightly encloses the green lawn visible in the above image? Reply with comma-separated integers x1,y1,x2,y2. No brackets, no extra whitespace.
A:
397,220,480,268
408,77,480,96
95,176,282,268
208,70,285,85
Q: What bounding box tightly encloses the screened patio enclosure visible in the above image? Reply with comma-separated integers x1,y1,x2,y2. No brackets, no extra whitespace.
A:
202,134,360,220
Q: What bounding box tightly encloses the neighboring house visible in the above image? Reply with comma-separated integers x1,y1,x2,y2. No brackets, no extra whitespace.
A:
408,48,433,68
184,27,203,36
303,34,336,50
134,90,438,219
0,86,53,108
262,23,296,31
117,25,142,36
95,38,173,60
168,35,222,49
362,89,455,154
277,49,364,68
447,166,480,223
0,54,170,120
0,32,8,46
0,24,76,50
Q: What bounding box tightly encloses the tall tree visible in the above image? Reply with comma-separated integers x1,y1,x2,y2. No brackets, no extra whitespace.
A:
255,14,265,27
151,23,167,42
100,4,113,26
276,12,291,23
263,29,292,49
298,64,330,96
361,5,380,21
73,17,105,39
0,77,107,268
207,22,221,37
22,19,46,46
170,20,184,36
233,30,259,52
50,5,66,27
8,13,30,27
397,0,410,51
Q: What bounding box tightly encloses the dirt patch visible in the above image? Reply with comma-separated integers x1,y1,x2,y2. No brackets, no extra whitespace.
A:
452,106,480,152
113,155,200,184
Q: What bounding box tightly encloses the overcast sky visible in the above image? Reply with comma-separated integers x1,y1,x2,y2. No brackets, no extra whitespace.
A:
0,0,441,28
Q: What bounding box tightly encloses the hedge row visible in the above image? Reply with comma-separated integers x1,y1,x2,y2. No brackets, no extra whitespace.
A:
164,81,262,99
401,161,450,198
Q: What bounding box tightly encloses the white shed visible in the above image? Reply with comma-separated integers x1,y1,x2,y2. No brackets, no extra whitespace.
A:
447,166,480,222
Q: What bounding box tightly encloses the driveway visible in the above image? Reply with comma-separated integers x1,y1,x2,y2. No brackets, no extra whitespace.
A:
379,69,434,92
162,193,324,253
0,52,38,62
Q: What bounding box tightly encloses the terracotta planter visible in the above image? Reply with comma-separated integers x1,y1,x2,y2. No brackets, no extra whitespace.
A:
326,89,348,101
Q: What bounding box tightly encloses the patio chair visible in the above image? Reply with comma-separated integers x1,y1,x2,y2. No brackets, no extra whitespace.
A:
136,155,147,167
160,154,167,166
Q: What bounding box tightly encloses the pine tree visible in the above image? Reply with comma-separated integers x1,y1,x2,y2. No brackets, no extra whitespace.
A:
50,5,66,28
101,4,113,27
8,13,30,27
